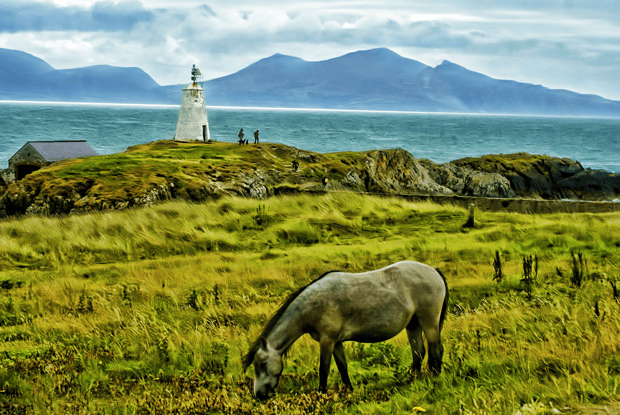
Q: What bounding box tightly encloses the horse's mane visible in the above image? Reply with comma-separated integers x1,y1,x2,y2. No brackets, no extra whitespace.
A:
242,270,337,371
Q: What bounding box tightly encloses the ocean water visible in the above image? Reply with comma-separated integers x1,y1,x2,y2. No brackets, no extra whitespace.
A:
1,101,620,173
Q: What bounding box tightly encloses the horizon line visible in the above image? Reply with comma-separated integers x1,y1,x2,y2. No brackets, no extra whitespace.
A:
0,100,179,108
0,100,618,120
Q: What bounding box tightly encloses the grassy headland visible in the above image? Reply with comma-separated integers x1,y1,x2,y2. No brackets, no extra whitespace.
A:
5,140,617,219
1,193,619,414
1,141,369,215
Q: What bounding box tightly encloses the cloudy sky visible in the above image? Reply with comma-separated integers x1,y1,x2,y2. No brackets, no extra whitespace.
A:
1,0,619,100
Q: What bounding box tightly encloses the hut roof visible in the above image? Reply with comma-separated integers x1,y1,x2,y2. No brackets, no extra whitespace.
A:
23,141,98,162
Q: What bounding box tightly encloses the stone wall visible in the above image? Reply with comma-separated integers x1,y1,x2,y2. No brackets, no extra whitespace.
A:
420,194,620,214
9,143,47,170
376,192,620,214
0,168,14,185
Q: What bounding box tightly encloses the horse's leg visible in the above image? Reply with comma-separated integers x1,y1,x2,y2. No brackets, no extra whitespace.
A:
418,315,444,375
319,339,335,392
406,315,426,374
427,335,444,374
333,342,353,389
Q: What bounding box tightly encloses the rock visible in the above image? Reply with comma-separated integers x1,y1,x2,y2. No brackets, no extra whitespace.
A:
559,169,620,201
340,170,364,189
461,171,515,198
245,177,269,199
451,153,585,199
419,160,464,192
420,160,515,198
359,148,452,195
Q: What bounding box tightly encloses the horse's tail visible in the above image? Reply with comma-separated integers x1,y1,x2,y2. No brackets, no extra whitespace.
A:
435,268,449,331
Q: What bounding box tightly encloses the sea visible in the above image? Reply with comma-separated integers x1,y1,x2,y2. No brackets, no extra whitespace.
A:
1,101,619,173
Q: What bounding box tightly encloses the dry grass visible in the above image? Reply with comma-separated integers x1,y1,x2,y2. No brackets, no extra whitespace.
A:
1,193,619,414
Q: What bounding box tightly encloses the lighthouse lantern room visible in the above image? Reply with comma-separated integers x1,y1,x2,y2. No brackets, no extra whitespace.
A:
174,65,211,142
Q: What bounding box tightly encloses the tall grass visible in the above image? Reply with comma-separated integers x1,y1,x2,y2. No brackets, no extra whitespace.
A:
1,194,619,414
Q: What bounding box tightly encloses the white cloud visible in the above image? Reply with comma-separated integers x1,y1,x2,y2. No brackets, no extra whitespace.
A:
0,0,619,99
51,0,98,6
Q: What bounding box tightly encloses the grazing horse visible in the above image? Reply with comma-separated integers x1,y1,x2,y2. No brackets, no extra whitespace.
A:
242,261,449,400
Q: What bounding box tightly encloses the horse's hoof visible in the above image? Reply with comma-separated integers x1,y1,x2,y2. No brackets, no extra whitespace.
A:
256,391,270,401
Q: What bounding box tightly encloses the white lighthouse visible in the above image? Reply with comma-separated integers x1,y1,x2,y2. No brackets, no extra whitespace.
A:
174,64,211,142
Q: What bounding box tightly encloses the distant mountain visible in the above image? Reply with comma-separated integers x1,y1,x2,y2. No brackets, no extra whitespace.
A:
0,48,175,104
200,48,432,110
203,48,620,117
2,47,619,117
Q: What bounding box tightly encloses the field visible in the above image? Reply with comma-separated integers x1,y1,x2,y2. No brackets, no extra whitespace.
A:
1,193,619,414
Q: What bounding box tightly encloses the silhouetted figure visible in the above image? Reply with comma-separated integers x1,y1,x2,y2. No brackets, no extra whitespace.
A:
254,129,259,144
238,129,245,145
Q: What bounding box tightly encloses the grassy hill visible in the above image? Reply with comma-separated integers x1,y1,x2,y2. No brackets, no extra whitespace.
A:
1,193,619,414
0,141,375,216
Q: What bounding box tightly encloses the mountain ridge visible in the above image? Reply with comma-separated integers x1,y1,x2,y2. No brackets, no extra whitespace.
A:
1,47,619,117
0,47,171,104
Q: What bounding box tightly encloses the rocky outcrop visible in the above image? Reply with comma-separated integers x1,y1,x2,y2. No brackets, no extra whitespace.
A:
558,169,620,201
421,153,620,201
419,161,515,198
1,142,619,218
339,148,452,195
449,153,585,199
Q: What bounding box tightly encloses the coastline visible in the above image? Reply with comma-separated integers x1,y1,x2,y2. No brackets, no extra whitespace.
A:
2,141,620,218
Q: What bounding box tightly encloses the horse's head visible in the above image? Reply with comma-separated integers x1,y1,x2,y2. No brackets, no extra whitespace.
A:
246,337,283,400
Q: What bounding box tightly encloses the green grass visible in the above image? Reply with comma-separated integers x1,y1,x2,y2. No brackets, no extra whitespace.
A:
1,193,619,414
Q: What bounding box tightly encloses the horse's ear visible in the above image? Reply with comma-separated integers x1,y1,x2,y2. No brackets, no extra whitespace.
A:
241,337,268,371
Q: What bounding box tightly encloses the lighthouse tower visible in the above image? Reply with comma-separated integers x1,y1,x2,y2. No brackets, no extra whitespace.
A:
174,65,211,142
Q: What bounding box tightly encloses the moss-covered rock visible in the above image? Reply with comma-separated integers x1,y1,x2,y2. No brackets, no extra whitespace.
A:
450,153,585,199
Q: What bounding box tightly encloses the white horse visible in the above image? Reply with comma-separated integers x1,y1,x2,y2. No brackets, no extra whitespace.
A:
242,261,449,399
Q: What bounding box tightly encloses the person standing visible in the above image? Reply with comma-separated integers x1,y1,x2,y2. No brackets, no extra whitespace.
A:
238,129,245,145
254,129,259,144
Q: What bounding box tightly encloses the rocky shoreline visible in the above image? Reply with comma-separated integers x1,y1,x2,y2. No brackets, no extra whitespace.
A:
1,141,619,218
422,153,620,201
